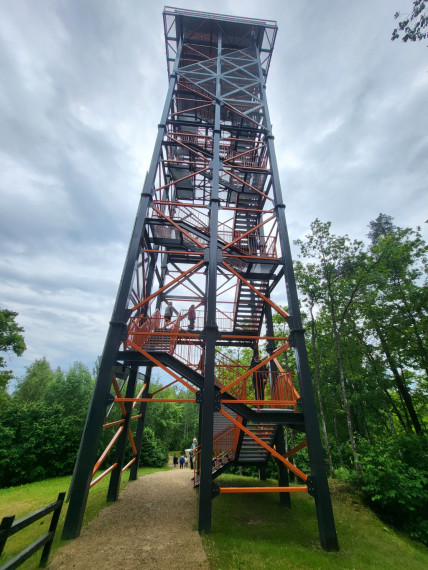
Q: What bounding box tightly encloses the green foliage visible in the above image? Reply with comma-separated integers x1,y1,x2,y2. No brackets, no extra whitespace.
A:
0,400,80,486
14,357,55,402
140,426,168,467
341,435,428,545
392,0,427,43
144,380,199,452
292,215,427,546
43,361,94,415
0,360,93,488
0,308,26,390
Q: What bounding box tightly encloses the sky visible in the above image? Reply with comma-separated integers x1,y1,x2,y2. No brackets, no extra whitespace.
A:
1,0,427,384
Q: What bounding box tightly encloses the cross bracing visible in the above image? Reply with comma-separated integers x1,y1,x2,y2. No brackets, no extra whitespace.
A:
62,7,339,552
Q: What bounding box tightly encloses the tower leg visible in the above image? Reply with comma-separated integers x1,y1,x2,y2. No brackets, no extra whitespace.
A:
129,368,152,481
107,366,138,501
197,28,222,535
62,335,122,539
198,327,216,533
275,427,291,507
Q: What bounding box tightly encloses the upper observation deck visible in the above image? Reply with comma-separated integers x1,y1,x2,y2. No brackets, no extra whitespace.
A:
163,6,278,78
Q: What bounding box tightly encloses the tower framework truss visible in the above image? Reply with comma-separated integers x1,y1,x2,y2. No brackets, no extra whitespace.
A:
63,7,338,551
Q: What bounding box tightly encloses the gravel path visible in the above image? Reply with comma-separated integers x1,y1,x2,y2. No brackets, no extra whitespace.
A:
49,466,209,570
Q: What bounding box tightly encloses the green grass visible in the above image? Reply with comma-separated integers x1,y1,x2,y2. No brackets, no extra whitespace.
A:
0,466,170,569
203,475,428,569
2,470,426,569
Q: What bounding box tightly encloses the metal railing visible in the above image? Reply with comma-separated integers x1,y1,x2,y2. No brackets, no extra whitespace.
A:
214,355,298,409
128,310,183,355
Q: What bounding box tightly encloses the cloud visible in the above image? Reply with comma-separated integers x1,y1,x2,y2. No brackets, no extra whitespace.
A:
0,0,427,382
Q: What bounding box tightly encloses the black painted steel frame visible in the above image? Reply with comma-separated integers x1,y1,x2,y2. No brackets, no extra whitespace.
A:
62,7,338,551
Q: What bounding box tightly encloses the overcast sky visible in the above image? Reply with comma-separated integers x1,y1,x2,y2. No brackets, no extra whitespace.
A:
1,0,427,383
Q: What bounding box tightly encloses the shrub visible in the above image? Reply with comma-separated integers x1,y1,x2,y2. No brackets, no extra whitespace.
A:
140,427,168,467
343,435,428,545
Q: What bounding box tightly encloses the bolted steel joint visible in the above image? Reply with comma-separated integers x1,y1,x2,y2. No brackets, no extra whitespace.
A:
214,390,221,412
289,328,305,348
307,476,317,498
105,392,115,407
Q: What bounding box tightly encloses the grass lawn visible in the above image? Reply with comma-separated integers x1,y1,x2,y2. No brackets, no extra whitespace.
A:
203,475,428,569
0,466,170,569
1,470,426,569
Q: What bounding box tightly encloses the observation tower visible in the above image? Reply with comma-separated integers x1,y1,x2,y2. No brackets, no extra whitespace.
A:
63,7,338,551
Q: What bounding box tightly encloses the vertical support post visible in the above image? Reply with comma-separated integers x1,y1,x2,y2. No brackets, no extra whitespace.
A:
129,369,152,480
198,30,222,535
255,47,338,551
274,427,291,507
265,303,290,506
0,516,14,556
40,492,65,567
107,366,139,501
62,39,183,541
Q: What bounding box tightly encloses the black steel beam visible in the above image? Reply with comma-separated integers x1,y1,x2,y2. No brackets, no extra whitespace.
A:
198,30,222,534
129,368,152,480
255,48,339,552
107,366,138,501
62,39,184,541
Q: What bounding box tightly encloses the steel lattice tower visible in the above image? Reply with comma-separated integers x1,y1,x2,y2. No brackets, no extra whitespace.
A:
63,7,338,551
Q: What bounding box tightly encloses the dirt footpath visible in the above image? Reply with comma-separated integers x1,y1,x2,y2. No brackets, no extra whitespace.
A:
49,466,210,570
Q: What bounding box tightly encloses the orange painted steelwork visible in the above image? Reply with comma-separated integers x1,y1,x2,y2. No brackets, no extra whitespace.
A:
143,249,204,256
103,418,125,429
218,486,308,494
221,400,297,406
154,166,210,194
90,463,118,489
220,409,308,482
150,379,180,396
219,343,290,394
92,427,124,476
220,335,289,341
132,384,148,409
112,377,126,415
152,206,205,249
222,261,289,319
283,440,308,459
126,339,198,393
221,215,275,251
131,260,205,312
225,169,273,202
115,398,197,403
121,458,136,473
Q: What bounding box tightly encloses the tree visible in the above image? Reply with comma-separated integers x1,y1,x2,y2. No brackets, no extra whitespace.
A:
43,361,93,417
361,216,427,434
0,309,26,391
392,0,428,43
295,220,376,473
0,359,96,487
139,426,169,467
14,357,54,402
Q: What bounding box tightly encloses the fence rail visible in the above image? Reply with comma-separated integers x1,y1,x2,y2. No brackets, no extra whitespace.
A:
0,492,65,569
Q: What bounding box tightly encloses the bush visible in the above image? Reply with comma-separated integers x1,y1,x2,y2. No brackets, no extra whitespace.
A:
140,427,169,468
0,400,84,487
343,435,428,545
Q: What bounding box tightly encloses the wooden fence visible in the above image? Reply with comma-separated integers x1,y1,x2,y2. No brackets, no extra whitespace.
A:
0,492,65,569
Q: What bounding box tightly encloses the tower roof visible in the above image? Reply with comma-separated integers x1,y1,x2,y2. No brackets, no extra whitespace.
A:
163,6,277,78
